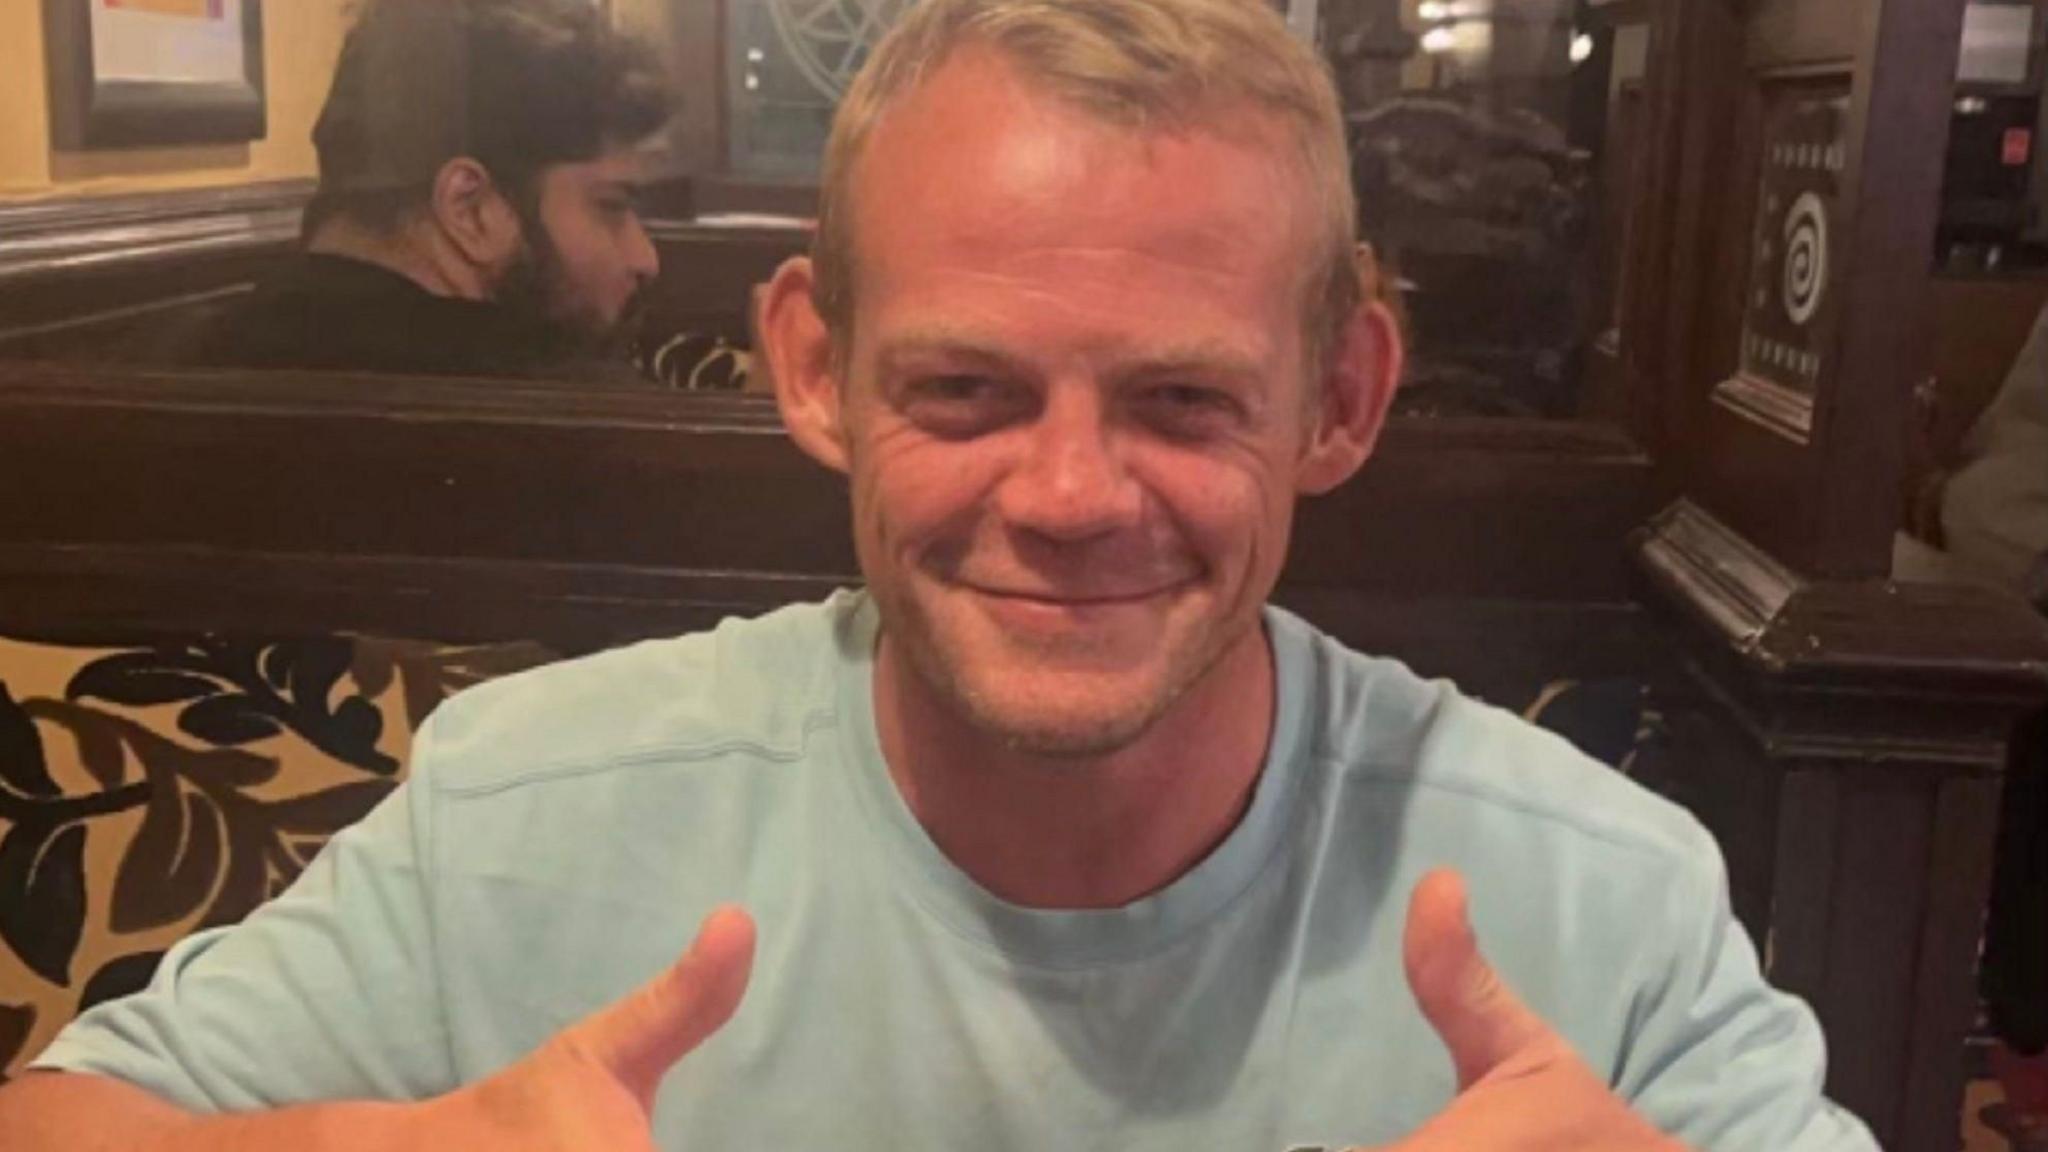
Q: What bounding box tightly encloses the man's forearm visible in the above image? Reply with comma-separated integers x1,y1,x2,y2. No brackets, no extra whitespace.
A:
0,1071,407,1152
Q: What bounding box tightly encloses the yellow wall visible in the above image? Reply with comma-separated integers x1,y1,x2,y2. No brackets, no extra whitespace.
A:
0,0,350,201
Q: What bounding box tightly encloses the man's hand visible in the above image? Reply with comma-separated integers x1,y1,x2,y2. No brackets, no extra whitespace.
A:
401,904,756,1149
1358,871,1687,1152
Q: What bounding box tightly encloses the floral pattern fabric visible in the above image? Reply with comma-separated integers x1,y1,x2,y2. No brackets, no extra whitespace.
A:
0,634,556,1079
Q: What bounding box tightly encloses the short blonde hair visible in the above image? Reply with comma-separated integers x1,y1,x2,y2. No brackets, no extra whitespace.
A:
812,0,1361,372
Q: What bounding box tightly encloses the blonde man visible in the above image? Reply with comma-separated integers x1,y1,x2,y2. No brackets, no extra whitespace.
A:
1,2,1872,1150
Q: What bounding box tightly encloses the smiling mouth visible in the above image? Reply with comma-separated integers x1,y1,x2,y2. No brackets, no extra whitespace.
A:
964,583,1188,607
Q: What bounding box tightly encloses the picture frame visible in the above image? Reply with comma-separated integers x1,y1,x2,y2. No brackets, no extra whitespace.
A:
43,0,267,150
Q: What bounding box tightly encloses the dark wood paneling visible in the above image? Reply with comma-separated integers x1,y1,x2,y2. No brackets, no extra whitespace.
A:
0,543,848,656
1929,273,2048,463
0,180,307,289
1274,591,1661,705
1766,766,1839,991
0,368,852,575
1692,63,1797,556
1636,499,2048,1152
666,0,726,176
1809,0,1967,577
1818,776,1934,1144
1695,40,1960,574
1585,0,1650,29
1901,774,2005,1152
684,177,819,219
642,221,809,346
1745,0,1866,71
1648,0,1966,580
0,180,306,358
0,359,1656,707
1697,392,1815,574
1622,0,1742,481
1287,419,1654,601
0,195,798,367
0,365,1656,605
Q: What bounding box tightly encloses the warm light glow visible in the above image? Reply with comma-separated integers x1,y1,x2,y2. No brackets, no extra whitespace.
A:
1570,33,1594,64
1421,26,1457,53
1418,1,1450,20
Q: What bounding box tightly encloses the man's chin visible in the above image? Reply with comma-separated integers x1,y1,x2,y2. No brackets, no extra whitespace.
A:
962,699,1163,760
884,584,1226,758
947,667,1181,760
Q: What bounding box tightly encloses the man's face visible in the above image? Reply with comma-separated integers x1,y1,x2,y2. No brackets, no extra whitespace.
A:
837,52,1334,757
505,147,659,347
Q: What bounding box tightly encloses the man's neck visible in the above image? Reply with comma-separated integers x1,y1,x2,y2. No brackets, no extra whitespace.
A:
872,622,1276,910
305,216,492,303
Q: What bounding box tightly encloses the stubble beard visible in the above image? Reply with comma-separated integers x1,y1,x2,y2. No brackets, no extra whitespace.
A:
496,212,638,358
885,585,1248,761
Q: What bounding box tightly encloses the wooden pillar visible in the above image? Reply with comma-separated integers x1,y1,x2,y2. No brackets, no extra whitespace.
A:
1636,502,2048,1151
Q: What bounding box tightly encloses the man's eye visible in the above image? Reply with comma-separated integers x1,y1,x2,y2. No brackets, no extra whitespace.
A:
1150,384,1229,409
1139,384,1242,432
920,376,996,402
903,376,1022,436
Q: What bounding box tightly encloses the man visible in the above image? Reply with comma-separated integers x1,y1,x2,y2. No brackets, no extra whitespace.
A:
0,1,1875,1149
191,0,666,379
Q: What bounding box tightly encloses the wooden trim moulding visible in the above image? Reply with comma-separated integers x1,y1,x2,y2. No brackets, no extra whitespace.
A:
0,179,310,286
1711,373,1818,444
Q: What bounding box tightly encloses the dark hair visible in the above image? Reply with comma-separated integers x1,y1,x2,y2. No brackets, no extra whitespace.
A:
304,0,671,235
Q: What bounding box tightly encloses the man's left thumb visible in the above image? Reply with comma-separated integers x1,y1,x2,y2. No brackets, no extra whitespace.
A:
1402,869,1553,1090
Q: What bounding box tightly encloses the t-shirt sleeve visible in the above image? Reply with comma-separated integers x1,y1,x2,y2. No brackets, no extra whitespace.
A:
1617,834,1878,1152
27,719,455,1112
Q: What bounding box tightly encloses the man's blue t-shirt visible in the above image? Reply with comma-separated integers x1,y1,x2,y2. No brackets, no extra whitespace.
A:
34,592,1876,1150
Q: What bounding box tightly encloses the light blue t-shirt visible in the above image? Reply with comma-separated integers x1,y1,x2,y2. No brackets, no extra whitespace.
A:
34,592,1876,1150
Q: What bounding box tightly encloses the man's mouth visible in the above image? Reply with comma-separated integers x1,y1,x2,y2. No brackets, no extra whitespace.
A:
961,582,1190,608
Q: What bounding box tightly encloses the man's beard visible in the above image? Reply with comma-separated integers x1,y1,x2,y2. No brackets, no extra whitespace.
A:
881,584,1248,762
496,214,645,360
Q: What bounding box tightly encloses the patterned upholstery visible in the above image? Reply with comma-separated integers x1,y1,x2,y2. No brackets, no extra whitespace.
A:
641,331,755,392
0,634,556,1078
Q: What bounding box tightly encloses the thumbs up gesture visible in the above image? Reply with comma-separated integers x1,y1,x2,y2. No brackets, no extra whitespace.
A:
1362,872,1690,1152
405,905,756,1149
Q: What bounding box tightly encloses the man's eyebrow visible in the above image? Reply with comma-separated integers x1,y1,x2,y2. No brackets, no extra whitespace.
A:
874,335,1023,376
1114,342,1267,384
875,332,1267,383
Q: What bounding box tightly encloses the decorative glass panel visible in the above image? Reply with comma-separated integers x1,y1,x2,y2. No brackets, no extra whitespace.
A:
717,0,1642,419
1739,84,1850,396
725,0,915,179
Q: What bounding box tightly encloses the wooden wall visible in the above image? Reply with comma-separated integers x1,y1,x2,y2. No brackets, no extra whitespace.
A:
0,362,1659,709
1928,272,2048,462
0,181,304,361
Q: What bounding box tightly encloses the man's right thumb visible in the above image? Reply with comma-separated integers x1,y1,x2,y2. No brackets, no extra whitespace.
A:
565,904,757,1109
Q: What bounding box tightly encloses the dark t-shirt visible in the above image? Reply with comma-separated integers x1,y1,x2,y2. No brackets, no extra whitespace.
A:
193,254,623,382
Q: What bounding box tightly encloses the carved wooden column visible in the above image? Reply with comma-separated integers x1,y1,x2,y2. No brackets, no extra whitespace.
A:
1597,0,2046,1144
1635,503,2048,1151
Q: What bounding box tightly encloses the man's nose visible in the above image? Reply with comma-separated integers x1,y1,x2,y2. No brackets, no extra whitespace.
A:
995,387,1143,542
626,214,659,283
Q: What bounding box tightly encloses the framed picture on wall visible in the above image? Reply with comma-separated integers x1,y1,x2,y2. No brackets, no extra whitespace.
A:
42,0,267,150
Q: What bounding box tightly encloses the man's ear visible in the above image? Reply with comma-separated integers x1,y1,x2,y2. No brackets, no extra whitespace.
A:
1296,292,1404,496
760,256,850,474
429,157,523,271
